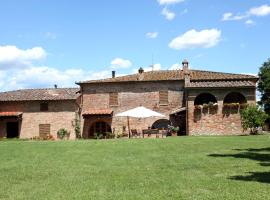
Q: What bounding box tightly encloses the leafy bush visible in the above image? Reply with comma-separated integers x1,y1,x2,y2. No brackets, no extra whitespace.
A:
241,105,268,134
57,128,70,140
94,132,115,139
31,134,55,141
74,118,81,139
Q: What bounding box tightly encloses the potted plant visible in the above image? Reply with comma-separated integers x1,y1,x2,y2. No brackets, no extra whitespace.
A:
168,125,179,137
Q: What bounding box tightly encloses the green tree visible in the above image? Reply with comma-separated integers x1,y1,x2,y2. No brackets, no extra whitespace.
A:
258,58,270,114
241,105,268,134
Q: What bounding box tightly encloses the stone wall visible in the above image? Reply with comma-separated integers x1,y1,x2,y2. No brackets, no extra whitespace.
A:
186,88,256,135
0,100,77,139
81,81,184,137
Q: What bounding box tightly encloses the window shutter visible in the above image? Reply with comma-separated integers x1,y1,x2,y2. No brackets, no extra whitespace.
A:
109,93,118,106
39,124,51,138
159,91,168,105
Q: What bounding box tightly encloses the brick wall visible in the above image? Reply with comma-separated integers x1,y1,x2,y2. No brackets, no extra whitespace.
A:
81,81,184,137
0,100,77,139
186,88,256,135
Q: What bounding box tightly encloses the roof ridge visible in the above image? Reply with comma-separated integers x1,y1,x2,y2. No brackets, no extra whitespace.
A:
0,87,79,93
190,69,257,76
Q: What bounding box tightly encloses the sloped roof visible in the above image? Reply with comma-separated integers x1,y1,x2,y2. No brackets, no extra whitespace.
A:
186,80,256,88
0,88,79,102
77,69,258,84
0,112,23,117
82,109,113,116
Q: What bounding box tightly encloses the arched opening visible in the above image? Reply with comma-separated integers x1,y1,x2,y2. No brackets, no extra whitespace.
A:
151,119,171,130
223,92,247,104
223,92,247,116
194,93,217,105
88,121,112,139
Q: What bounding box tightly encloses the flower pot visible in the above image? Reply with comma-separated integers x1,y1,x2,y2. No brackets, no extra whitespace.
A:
171,132,177,137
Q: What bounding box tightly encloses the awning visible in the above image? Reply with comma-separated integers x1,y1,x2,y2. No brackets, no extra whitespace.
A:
0,112,23,117
82,109,113,116
171,107,186,115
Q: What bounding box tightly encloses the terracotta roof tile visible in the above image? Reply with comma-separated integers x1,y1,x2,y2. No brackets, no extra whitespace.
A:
82,109,113,116
0,112,23,117
186,80,256,88
0,88,79,102
77,69,257,84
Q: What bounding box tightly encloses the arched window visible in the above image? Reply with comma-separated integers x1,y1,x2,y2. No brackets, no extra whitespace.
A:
151,119,171,130
89,121,111,138
194,93,217,105
223,92,247,104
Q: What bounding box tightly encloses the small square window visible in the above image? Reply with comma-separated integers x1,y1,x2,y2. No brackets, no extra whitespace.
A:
40,102,48,111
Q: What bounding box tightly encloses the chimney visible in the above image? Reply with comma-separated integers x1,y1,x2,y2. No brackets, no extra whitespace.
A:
138,67,144,74
182,59,189,72
112,71,116,78
54,84,58,89
182,59,190,86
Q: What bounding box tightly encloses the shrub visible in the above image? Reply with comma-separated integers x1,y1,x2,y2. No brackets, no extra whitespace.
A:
57,128,70,140
94,132,115,139
241,105,268,134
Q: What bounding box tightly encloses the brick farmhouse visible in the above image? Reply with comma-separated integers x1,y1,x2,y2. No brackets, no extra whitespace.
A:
0,60,258,139
0,88,79,139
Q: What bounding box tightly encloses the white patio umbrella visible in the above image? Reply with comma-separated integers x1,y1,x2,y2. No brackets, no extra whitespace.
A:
116,106,165,138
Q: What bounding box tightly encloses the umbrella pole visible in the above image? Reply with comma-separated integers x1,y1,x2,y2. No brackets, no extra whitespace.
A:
127,116,130,138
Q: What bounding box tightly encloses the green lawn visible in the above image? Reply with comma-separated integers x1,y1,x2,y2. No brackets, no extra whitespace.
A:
0,135,270,200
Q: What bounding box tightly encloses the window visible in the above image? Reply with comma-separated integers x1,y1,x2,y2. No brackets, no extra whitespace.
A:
39,124,50,138
159,91,168,105
109,93,118,106
40,102,49,111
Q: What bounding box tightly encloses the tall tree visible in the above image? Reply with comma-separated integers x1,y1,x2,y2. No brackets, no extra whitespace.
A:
258,58,270,114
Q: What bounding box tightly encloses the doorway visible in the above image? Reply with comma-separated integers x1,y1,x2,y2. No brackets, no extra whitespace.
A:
6,122,19,138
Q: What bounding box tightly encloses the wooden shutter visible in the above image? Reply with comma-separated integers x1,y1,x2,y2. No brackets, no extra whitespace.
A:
109,93,118,106
159,91,168,105
39,124,51,138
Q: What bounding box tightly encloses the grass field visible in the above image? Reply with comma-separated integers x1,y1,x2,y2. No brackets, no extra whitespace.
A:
0,135,270,200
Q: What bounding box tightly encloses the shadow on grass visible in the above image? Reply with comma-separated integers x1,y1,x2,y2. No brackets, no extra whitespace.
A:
208,147,270,184
230,172,270,184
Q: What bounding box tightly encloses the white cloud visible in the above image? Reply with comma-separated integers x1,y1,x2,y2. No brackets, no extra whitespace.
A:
1,65,112,91
144,64,162,72
245,19,255,25
162,7,176,20
0,45,46,69
146,32,159,39
0,45,120,91
169,63,181,70
249,4,270,16
222,12,248,21
222,4,270,23
169,29,221,50
158,0,184,5
110,58,132,69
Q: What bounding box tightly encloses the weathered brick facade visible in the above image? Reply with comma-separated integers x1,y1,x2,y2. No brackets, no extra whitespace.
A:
0,100,77,139
80,81,185,138
186,88,256,135
0,60,258,139
78,60,257,137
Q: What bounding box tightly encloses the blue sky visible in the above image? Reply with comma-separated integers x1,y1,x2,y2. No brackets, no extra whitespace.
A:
0,0,270,91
